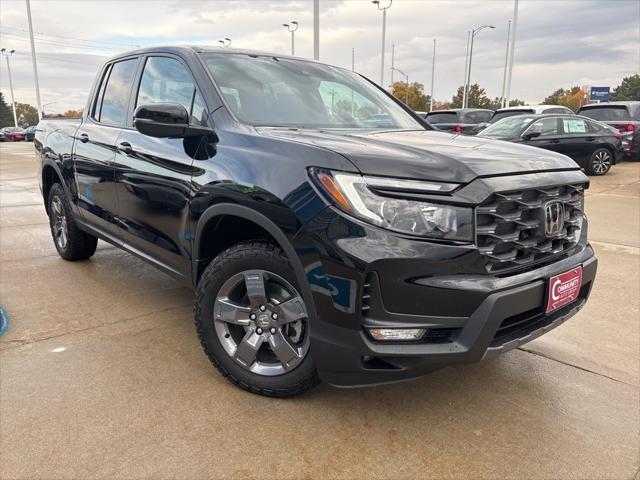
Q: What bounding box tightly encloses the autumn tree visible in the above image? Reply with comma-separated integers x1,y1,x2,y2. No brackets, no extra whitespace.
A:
610,74,640,101
15,102,39,127
64,109,83,118
542,86,585,112
450,84,492,109
391,81,431,111
0,93,14,127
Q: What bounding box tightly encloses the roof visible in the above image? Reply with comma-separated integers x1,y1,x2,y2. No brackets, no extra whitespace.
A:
579,101,640,108
495,104,573,112
427,108,493,114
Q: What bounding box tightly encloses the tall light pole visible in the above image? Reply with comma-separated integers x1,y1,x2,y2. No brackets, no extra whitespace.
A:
392,66,408,105
351,47,355,71
505,0,519,106
283,21,298,56
218,38,231,48
501,20,512,108
313,0,319,60
462,31,470,109
372,0,392,87
390,43,395,88
465,24,495,108
1,48,18,127
430,39,436,112
25,0,42,121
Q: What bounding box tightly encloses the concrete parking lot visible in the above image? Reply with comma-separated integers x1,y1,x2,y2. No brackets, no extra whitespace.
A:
1,141,638,479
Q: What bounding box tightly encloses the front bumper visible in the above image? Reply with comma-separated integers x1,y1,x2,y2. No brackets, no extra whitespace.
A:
297,205,597,388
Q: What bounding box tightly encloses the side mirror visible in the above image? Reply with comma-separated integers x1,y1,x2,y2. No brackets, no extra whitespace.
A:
133,103,213,138
522,131,541,141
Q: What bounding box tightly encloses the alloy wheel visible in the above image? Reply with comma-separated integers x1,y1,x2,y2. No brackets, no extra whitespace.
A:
213,269,310,376
592,150,611,174
51,196,68,250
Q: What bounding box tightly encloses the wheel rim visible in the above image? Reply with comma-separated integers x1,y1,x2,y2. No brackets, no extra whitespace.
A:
593,150,611,174
51,196,68,250
213,269,310,376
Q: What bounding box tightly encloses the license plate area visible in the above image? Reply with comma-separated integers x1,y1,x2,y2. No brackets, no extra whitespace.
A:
546,266,583,314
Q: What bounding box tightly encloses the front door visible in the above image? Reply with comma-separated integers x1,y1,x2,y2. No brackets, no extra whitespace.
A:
113,55,211,277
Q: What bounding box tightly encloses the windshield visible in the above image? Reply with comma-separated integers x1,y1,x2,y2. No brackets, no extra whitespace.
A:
579,106,631,121
479,116,536,138
426,112,458,124
201,53,423,130
489,109,533,123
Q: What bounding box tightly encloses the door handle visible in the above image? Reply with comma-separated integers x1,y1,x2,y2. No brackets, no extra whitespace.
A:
117,141,133,154
551,139,561,144
586,136,595,141
78,133,89,143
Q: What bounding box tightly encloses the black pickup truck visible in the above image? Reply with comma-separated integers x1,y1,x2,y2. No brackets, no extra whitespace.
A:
36,47,597,397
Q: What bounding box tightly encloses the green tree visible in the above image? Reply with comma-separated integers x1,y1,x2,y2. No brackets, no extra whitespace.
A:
490,97,526,109
0,93,14,127
542,86,585,112
15,102,39,127
391,81,431,111
451,84,492,109
609,74,640,101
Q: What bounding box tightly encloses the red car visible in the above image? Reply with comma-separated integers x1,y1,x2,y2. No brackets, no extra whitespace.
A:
2,127,24,141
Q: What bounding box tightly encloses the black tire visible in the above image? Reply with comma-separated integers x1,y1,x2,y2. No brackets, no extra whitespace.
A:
194,240,320,397
586,148,613,176
47,183,98,260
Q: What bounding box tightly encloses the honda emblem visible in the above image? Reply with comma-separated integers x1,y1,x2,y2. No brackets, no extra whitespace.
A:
544,201,565,237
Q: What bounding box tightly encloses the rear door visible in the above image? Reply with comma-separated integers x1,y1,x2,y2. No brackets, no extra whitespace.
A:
113,54,210,277
73,57,139,240
522,116,565,154
557,117,594,166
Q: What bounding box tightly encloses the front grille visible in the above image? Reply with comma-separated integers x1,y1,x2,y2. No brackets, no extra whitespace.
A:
476,184,585,273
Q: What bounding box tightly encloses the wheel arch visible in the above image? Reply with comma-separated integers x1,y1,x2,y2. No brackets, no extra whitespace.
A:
192,204,317,320
41,161,64,214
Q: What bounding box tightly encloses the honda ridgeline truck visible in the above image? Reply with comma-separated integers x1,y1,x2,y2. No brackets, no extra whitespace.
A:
35,47,597,396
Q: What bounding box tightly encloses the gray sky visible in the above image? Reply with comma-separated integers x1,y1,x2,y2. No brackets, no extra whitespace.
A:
1,0,638,113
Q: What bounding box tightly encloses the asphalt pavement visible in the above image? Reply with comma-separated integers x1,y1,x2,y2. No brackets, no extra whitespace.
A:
1,141,638,479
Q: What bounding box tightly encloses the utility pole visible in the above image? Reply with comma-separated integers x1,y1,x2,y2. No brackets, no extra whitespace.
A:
505,0,519,106
283,21,298,56
313,0,319,60
1,49,18,127
430,39,436,112
390,43,395,88
462,31,470,109
372,0,392,87
351,47,355,71
25,0,42,121
501,20,512,108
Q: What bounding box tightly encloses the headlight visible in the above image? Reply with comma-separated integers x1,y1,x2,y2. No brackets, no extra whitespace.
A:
311,169,473,241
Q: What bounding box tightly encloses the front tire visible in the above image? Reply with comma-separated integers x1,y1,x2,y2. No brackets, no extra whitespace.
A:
194,241,319,397
47,183,98,260
587,148,612,175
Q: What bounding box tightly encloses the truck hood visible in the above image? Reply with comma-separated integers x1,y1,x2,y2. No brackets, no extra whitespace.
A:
257,128,580,184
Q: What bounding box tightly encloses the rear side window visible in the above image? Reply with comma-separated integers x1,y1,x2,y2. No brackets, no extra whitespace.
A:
426,112,458,123
98,58,138,126
136,56,207,126
579,107,631,121
527,117,559,137
562,118,588,134
463,111,492,123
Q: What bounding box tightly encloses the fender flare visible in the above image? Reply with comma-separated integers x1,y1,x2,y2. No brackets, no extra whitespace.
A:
192,203,318,321
40,158,67,206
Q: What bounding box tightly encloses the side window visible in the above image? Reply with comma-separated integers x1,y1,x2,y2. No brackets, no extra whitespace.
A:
136,56,206,126
562,118,588,134
99,58,138,126
528,117,559,137
92,64,111,121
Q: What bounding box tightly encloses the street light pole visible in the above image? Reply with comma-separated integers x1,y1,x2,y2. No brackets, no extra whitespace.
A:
465,24,495,108
430,39,436,112
505,0,519,106
462,31,470,109
390,43,395,88
25,0,42,121
283,21,298,56
372,0,392,87
218,38,231,48
501,20,512,108
1,49,18,127
392,66,408,105
313,0,319,60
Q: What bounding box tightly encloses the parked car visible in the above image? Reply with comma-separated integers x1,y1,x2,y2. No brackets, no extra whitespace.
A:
577,101,640,161
478,114,622,175
35,47,597,397
0,130,6,142
2,127,24,141
423,108,493,134
472,105,575,134
23,126,37,141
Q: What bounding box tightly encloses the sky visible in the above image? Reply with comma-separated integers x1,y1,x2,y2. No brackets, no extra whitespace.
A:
0,0,638,114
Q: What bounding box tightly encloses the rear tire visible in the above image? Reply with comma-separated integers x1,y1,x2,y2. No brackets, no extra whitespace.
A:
587,148,612,176
47,183,98,261
194,240,319,397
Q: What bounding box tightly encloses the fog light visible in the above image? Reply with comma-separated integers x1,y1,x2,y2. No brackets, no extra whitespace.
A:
368,328,426,341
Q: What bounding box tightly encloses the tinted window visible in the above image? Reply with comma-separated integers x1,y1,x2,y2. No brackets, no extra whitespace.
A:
562,118,588,134
137,57,193,112
92,64,111,121
578,106,631,121
426,112,458,123
489,110,533,123
462,111,492,123
99,58,137,125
